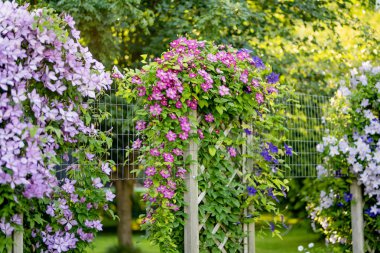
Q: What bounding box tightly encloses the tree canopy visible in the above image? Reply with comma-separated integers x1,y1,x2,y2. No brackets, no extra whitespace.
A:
35,0,379,95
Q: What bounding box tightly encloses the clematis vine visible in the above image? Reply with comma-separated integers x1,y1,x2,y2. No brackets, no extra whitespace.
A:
308,62,380,251
0,2,113,252
117,37,291,252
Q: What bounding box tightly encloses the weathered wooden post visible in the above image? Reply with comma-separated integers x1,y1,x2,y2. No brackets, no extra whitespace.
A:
184,110,199,253
350,179,364,253
248,206,255,253
245,130,255,253
9,214,23,253
242,132,248,253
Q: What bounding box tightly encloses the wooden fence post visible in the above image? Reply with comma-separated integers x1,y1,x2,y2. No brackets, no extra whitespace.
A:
184,110,199,253
245,130,255,253
350,180,364,253
242,132,248,253
11,214,23,253
248,206,255,253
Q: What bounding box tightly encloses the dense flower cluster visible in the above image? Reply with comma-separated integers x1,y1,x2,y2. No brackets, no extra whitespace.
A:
0,2,113,251
118,37,290,252
308,61,380,251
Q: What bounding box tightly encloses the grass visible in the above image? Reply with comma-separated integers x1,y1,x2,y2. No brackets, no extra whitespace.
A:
86,234,160,253
86,220,325,253
256,222,323,253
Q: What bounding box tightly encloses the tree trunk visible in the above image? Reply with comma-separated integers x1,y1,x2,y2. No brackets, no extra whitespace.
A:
115,179,134,247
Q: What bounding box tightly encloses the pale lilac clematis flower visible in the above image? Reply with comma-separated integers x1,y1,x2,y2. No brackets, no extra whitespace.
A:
219,85,230,96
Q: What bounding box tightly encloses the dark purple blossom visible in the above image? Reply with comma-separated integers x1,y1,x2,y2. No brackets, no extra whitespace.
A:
247,186,257,196
243,85,252,94
252,56,265,69
260,149,272,162
266,72,280,84
284,144,293,156
267,87,278,94
343,192,352,202
237,48,253,54
280,215,288,229
267,188,279,203
364,209,378,218
268,142,278,153
269,222,275,232
281,186,287,198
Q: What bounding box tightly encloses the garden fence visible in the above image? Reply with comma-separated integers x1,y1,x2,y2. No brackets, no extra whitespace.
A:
55,92,331,181
11,92,365,253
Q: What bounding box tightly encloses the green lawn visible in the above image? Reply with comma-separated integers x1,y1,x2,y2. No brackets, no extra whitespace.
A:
87,221,325,253
86,234,160,253
255,223,324,253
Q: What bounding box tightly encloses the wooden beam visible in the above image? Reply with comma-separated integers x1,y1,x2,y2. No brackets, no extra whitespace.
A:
248,210,255,253
12,214,23,253
350,180,364,253
246,131,255,253
184,110,199,253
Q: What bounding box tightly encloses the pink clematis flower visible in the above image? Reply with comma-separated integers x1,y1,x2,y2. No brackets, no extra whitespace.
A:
149,103,162,116
219,85,230,96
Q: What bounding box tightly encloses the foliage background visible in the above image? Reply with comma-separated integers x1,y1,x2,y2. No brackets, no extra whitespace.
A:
14,0,380,251
27,0,379,95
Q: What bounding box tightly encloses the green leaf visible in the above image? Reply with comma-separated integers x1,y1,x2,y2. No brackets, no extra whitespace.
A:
216,106,224,115
208,146,216,157
30,126,38,138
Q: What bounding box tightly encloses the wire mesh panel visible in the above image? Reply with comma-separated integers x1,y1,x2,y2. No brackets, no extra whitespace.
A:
97,87,141,181
281,93,330,178
55,151,78,181
54,87,141,181
55,92,331,181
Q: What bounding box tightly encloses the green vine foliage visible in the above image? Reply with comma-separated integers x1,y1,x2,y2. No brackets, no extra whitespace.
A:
117,38,291,252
